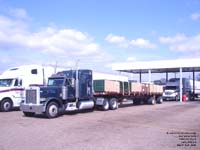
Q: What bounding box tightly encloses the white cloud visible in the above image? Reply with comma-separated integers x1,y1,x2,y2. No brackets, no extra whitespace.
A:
105,34,126,43
105,33,157,49
0,15,101,56
159,33,200,53
130,38,157,49
105,34,128,48
0,11,113,71
127,57,136,61
159,34,187,44
8,8,29,20
191,13,200,21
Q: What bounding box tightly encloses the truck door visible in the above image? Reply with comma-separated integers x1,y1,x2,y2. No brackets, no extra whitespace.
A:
65,78,75,99
13,79,24,99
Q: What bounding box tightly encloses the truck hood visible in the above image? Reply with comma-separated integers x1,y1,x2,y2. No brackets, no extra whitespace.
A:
0,87,11,91
163,89,177,95
40,86,62,98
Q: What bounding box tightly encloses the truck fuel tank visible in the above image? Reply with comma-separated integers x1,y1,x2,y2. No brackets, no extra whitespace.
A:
62,86,68,100
77,100,94,110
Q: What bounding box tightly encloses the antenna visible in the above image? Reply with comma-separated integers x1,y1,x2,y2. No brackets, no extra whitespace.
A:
54,61,58,74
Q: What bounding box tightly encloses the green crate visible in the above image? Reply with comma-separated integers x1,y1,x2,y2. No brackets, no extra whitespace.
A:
120,81,129,93
93,80,105,92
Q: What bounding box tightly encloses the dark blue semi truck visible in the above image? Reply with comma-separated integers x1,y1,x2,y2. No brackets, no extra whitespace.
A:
20,69,163,118
20,70,95,118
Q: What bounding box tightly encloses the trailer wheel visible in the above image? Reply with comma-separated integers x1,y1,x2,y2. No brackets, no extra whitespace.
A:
23,112,35,117
148,97,156,105
0,98,13,112
102,99,109,111
157,96,163,104
109,98,118,110
45,102,59,118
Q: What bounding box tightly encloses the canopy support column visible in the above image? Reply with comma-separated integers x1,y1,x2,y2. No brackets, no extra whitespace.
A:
139,71,142,83
180,68,183,102
166,72,168,82
148,69,151,83
192,69,195,101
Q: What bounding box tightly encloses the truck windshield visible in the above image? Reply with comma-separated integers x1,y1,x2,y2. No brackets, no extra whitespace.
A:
48,78,64,86
165,86,178,90
0,79,14,87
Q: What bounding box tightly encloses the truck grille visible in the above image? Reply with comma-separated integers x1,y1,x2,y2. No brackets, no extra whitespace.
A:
26,89,37,104
165,92,172,95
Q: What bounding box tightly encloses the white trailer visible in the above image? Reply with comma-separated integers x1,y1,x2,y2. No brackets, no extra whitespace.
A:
93,72,128,82
0,65,64,112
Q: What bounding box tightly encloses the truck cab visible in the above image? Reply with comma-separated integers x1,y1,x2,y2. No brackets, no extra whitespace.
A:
0,77,23,111
162,85,179,101
162,78,195,101
0,65,61,112
20,70,94,118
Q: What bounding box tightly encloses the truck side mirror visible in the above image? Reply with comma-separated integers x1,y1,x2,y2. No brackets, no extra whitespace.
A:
65,78,75,88
14,78,22,87
19,79,22,86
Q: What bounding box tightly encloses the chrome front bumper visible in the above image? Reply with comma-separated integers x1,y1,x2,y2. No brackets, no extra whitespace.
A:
162,96,176,101
20,103,45,114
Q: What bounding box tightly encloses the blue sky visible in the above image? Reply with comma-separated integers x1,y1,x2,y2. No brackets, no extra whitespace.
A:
0,0,200,76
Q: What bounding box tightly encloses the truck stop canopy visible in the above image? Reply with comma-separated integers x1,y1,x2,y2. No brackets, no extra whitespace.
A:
112,58,200,102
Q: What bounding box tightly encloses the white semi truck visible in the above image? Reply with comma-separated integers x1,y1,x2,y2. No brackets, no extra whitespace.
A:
163,78,200,101
0,65,63,112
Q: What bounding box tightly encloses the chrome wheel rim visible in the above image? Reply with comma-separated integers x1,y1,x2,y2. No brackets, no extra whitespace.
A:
4,101,11,111
111,100,117,108
104,100,109,110
49,105,58,117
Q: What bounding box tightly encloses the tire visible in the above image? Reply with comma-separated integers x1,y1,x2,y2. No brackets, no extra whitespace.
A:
23,112,35,117
0,99,13,112
148,97,156,105
157,96,163,104
45,102,59,118
102,99,109,111
109,98,118,110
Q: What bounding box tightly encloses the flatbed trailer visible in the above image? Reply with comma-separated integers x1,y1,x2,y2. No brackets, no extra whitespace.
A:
20,69,163,118
93,89,163,110
93,79,163,110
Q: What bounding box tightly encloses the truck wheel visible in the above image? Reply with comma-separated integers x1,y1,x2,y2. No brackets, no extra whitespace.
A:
23,112,35,117
109,98,118,110
148,97,156,105
102,99,109,111
157,96,163,104
46,102,59,118
0,99,13,112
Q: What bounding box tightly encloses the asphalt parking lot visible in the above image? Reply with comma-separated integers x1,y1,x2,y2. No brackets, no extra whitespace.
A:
0,101,200,150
